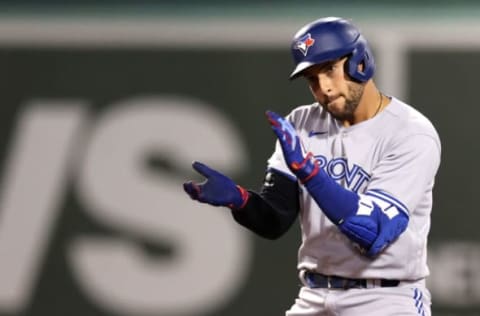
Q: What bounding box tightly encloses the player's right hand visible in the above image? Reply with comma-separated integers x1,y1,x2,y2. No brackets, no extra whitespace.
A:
183,161,249,209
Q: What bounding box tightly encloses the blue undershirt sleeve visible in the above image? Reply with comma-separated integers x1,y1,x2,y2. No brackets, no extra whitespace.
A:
303,168,359,224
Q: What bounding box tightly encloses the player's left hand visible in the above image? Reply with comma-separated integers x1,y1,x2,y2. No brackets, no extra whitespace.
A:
266,110,319,183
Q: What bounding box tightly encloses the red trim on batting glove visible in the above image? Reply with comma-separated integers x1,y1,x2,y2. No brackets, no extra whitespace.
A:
291,152,320,184
236,185,250,209
291,152,314,171
300,161,320,184
229,185,250,209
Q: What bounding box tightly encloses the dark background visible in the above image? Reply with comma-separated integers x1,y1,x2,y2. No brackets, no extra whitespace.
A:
0,4,478,316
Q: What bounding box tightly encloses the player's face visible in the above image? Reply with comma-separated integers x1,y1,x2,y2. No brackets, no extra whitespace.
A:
303,57,364,121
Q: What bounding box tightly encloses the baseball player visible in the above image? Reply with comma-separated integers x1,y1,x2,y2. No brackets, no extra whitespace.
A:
183,17,441,315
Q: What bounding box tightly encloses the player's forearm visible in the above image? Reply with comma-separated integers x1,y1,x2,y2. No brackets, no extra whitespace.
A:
231,170,299,240
303,168,358,224
303,168,408,257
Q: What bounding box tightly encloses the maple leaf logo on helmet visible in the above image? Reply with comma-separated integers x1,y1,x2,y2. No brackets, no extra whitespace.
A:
293,33,315,56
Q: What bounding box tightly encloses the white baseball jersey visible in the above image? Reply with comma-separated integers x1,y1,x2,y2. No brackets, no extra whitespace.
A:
267,97,441,281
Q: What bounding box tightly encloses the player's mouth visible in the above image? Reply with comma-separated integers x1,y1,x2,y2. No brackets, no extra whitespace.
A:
326,96,342,109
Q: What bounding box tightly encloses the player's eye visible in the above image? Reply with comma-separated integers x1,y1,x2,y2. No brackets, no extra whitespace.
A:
326,64,336,73
305,75,317,84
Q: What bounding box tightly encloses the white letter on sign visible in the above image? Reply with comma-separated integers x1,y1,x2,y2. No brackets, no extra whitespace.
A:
71,96,252,315
0,102,86,312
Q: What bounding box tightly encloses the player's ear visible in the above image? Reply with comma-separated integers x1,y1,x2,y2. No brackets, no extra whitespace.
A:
357,59,366,72
358,62,364,72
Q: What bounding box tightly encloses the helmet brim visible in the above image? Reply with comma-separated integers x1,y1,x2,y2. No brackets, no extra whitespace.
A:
289,61,317,80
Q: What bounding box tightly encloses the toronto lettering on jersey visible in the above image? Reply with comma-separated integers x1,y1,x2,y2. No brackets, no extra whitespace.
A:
314,155,371,192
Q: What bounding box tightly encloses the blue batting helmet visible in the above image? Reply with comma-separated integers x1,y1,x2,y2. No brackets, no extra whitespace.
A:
290,17,375,82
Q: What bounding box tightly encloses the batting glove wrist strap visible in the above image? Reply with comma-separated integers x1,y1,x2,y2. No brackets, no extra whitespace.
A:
291,152,320,183
229,185,250,209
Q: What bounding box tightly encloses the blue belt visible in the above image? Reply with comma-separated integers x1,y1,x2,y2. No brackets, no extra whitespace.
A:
303,271,400,289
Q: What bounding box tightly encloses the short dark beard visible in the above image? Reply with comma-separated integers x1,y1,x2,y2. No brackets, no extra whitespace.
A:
330,82,364,122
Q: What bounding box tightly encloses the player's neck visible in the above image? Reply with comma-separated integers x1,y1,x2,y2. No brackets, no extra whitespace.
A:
342,82,387,127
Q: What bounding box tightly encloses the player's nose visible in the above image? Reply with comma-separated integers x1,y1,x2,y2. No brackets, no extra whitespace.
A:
309,75,332,102
317,74,333,95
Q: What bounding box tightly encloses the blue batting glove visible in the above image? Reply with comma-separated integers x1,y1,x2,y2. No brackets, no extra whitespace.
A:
266,110,319,183
183,161,249,209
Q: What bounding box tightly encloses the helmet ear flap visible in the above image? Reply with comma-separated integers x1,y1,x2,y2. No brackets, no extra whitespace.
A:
346,37,375,82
